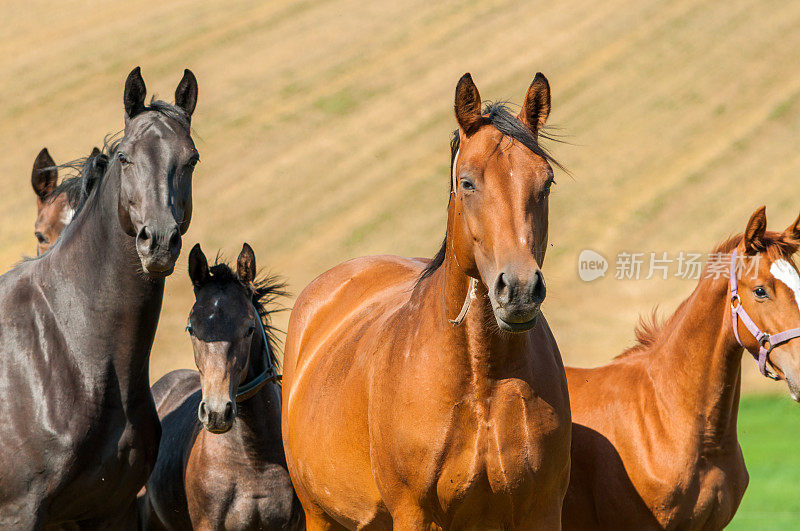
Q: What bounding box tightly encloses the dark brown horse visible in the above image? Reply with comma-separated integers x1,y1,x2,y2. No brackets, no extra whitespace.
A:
283,73,571,529
563,206,800,529
0,67,198,528
143,243,303,530
31,146,100,255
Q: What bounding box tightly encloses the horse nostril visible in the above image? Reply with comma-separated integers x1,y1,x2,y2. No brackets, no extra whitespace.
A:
168,228,181,257
494,272,511,306
224,401,235,423
532,270,546,304
198,401,208,422
137,226,154,251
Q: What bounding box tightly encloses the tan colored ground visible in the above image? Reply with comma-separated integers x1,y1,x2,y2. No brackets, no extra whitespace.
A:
1,0,799,393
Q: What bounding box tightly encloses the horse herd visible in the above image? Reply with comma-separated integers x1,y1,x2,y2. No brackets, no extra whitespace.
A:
2,65,799,529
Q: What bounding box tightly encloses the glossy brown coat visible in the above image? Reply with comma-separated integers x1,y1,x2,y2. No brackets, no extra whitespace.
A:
283,73,571,529
563,207,800,530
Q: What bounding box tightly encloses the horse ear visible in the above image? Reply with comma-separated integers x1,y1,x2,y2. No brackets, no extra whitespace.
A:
237,243,256,285
174,69,198,118
782,210,800,245
124,66,147,120
82,148,105,198
519,73,551,134
454,73,482,135
743,206,768,255
189,243,209,288
32,148,57,200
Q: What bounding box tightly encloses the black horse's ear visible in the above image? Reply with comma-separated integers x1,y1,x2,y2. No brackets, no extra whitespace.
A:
32,148,58,200
744,206,768,255
189,243,209,288
519,73,551,134
82,147,105,198
237,243,256,285
175,69,198,118
455,73,482,135
124,66,147,120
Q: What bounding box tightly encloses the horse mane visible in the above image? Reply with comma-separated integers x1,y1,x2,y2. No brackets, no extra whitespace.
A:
617,231,799,359
417,103,564,285
146,98,191,131
205,260,288,370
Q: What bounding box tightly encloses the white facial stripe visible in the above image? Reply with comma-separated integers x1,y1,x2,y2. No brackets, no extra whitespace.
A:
451,147,460,192
770,259,800,313
60,207,75,226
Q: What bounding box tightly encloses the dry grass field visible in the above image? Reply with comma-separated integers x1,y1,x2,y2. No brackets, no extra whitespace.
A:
2,0,800,394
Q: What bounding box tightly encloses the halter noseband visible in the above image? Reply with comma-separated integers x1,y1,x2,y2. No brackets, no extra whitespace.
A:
235,305,281,402
729,249,800,380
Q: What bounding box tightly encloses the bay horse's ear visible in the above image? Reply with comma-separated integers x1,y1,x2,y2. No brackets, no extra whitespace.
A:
237,243,256,285
743,205,768,255
124,66,147,120
31,148,57,200
189,243,209,288
519,72,551,134
782,210,800,246
175,69,198,118
455,73,482,135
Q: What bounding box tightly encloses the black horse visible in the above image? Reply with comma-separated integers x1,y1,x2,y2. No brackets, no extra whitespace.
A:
142,243,303,530
0,67,198,528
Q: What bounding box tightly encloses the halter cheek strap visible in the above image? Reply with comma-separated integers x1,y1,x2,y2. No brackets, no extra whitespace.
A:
235,305,282,402
448,146,479,326
729,249,800,380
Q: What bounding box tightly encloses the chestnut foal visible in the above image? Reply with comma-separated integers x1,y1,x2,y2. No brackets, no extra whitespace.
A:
564,207,800,529
283,73,571,529
31,146,100,255
143,244,303,530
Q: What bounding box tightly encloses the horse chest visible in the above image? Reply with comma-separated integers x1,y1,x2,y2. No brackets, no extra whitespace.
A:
433,381,567,522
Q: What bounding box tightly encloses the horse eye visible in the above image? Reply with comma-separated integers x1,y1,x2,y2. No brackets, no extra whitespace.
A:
186,323,193,335
754,287,768,299
35,232,47,244
246,326,255,337
117,152,131,165
460,179,475,192
188,155,199,167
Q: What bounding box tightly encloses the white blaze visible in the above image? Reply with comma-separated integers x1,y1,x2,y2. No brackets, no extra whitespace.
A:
770,259,800,313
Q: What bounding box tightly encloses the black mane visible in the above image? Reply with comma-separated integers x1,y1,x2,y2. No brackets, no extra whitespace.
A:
205,261,288,370
146,98,191,132
417,102,563,284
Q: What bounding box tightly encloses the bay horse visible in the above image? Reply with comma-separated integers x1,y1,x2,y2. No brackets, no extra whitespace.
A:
31,146,100,255
563,206,800,529
282,72,571,529
0,66,198,528
143,243,303,530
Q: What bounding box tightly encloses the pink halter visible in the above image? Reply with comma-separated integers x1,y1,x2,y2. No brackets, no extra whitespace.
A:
729,249,800,380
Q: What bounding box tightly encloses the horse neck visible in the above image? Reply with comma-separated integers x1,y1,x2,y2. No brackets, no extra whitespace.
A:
43,164,164,390
426,231,532,402
647,276,744,447
228,330,282,455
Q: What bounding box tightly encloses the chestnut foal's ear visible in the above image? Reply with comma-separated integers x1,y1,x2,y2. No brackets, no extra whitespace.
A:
237,243,256,285
454,73,482,135
31,148,57,200
781,210,800,245
188,243,209,288
519,72,551,134
744,206,768,255
174,69,198,118
124,66,147,120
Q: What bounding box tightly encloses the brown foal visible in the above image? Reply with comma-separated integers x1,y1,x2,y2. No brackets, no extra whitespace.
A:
282,73,571,529
564,206,800,529
31,147,98,255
